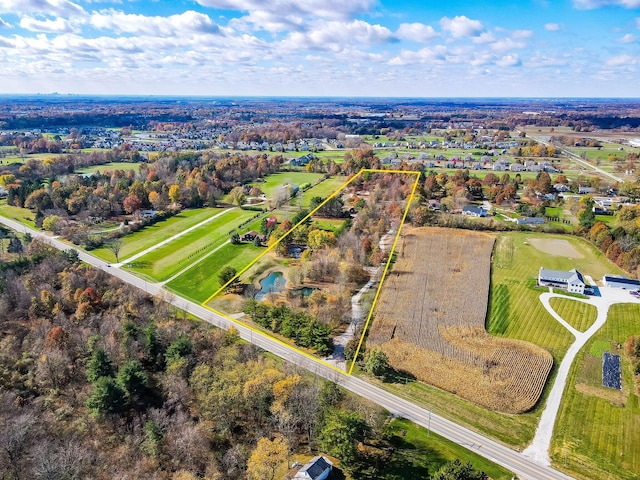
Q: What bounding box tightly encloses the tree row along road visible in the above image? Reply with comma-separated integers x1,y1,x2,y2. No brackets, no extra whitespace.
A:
0,215,575,480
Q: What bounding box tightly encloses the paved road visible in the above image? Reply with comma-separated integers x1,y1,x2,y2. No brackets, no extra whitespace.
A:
0,215,576,480
524,132,623,183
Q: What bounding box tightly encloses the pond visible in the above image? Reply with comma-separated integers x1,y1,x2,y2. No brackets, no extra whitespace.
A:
255,272,319,300
255,271,286,300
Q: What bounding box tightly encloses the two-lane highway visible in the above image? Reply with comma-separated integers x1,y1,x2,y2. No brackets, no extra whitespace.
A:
0,215,575,480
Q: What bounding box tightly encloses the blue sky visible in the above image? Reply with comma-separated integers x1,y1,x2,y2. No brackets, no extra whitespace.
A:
0,0,638,97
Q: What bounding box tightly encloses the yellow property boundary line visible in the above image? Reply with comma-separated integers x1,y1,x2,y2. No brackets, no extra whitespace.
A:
201,168,421,376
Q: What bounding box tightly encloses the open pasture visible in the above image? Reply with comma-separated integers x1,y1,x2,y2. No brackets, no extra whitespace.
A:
0,199,36,228
128,208,259,281
166,242,264,303
91,208,225,262
551,303,640,480
368,227,553,413
247,171,324,198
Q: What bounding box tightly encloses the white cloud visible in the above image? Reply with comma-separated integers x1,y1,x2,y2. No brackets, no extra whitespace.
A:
195,0,375,21
280,20,394,52
472,32,495,44
90,10,222,36
0,15,10,28
396,23,438,43
545,23,560,31
20,16,75,33
439,15,484,38
620,33,637,42
513,29,533,39
387,45,448,66
573,0,640,8
606,54,637,66
496,54,521,67
0,0,85,17
490,37,528,52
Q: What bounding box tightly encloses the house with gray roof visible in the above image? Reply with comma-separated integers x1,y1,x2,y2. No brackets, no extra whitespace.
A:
538,267,586,294
287,456,333,480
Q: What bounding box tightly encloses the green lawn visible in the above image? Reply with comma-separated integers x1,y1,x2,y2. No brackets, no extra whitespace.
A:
300,176,347,206
166,242,265,303
128,209,259,281
248,172,324,198
381,418,513,480
0,199,37,228
91,208,227,262
488,232,624,362
551,303,640,480
75,162,142,174
549,298,598,332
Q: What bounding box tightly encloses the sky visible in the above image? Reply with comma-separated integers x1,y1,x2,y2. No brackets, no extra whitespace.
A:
0,0,638,97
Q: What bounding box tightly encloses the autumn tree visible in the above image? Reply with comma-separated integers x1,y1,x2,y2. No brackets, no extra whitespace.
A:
169,184,181,204
246,435,289,480
228,186,246,206
123,193,143,214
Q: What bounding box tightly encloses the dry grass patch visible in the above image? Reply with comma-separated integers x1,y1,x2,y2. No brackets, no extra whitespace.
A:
369,227,553,413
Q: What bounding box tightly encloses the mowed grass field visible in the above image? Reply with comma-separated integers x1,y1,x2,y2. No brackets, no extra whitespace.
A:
166,242,264,303
0,199,37,228
551,303,640,480
549,297,598,332
75,162,143,174
487,232,625,362
92,208,226,262
247,171,324,198
128,209,260,281
381,418,513,480
300,176,347,206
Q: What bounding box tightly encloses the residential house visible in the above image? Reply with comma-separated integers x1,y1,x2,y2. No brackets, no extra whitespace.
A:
538,267,586,294
462,206,487,217
286,456,333,480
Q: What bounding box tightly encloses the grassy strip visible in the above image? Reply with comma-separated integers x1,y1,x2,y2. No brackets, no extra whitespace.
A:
549,297,598,332
128,209,258,281
551,303,640,479
75,162,142,174
0,199,37,228
91,208,226,261
299,176,347,206
166,242,264,303
380,418,513,480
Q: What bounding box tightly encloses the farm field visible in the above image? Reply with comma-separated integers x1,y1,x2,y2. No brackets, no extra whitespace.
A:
166,242,264,303
549,297,598,332
551,303,640,480
91,208,226,262
75,161,142,174
368,227,553,414
0,199,37,228
128,208,260,281
487,232,625,362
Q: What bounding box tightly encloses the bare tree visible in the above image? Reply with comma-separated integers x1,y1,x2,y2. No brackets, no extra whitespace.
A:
107,239,123,263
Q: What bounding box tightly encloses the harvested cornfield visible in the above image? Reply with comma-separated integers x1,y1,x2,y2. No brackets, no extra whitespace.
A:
368,227,553,413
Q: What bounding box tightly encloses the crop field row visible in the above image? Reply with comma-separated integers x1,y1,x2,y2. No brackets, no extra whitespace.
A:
549,297,598,332
92,208,226,261
369,227,553,413
551,303,640,480
128,208,259,281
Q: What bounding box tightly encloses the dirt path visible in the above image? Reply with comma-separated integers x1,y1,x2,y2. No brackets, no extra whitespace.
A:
523,287,640,465
114,208,235,267
323,228,397,370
